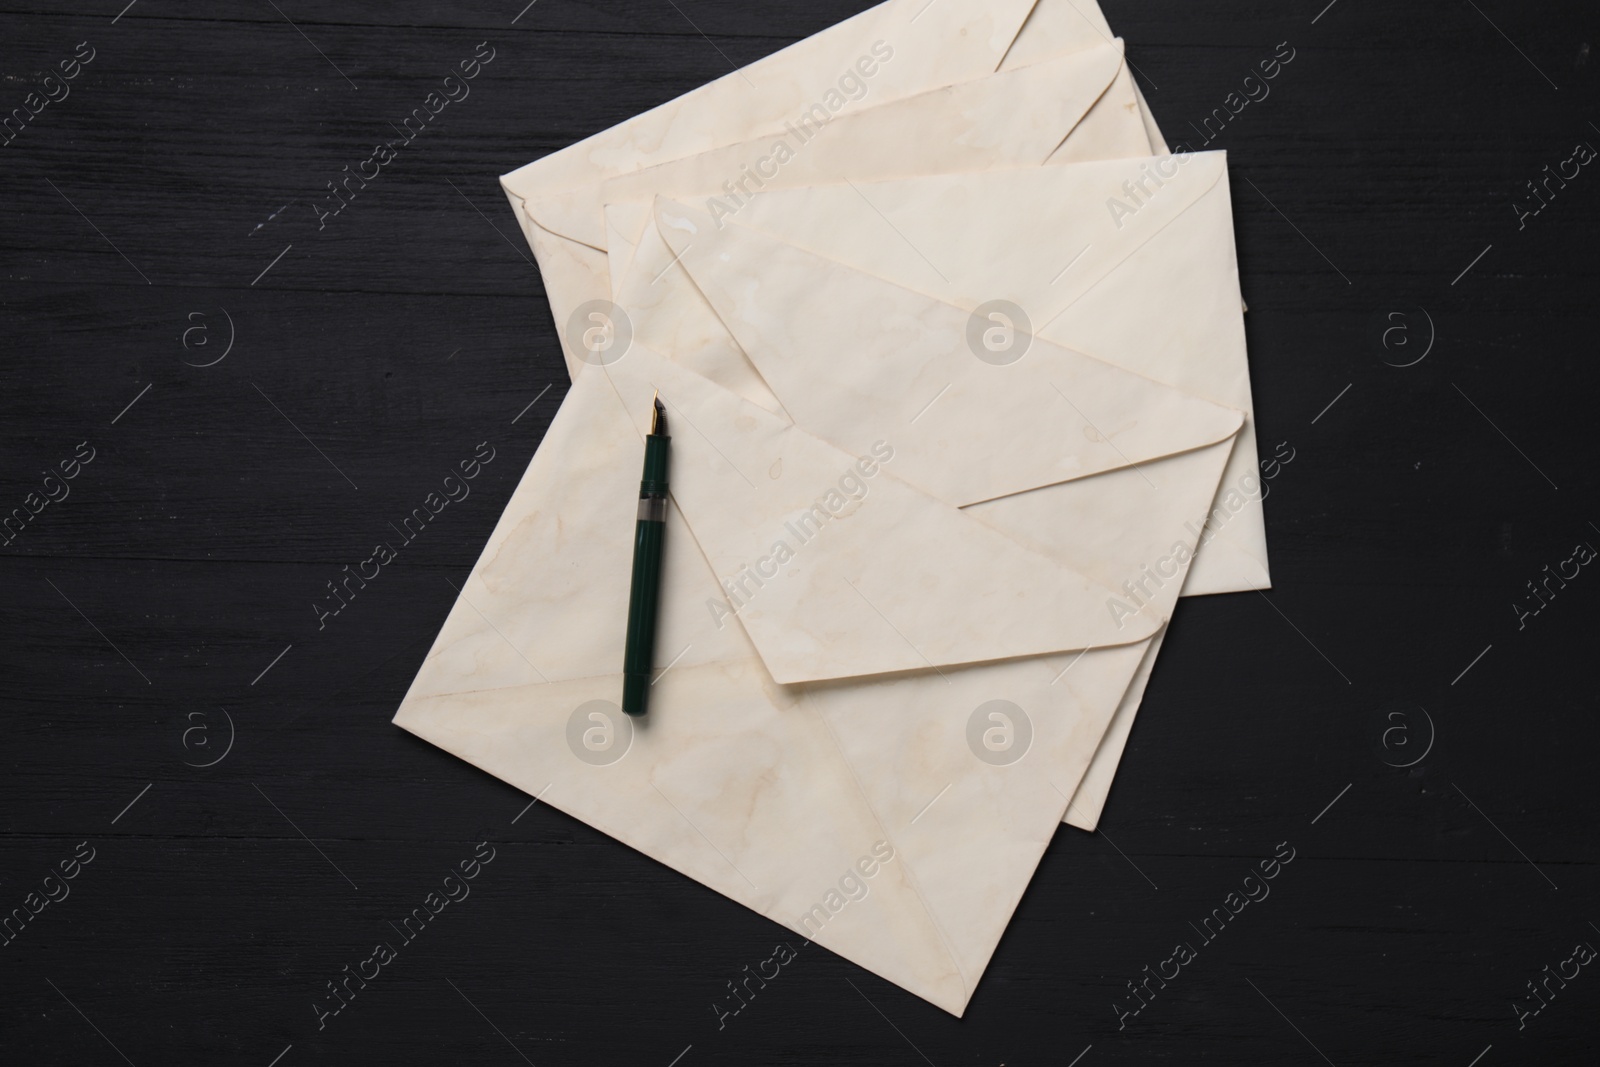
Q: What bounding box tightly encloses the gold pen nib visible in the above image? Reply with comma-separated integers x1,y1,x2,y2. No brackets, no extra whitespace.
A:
650,392,666,435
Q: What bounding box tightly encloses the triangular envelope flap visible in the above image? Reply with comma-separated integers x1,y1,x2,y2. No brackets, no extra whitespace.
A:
525,42,1128,250
719,152,1229,331
1003,0,1116,69
654,198,1242,509
502,0,1044,241
615,207,786,414
600,345,1158,685
1046,60,1151,164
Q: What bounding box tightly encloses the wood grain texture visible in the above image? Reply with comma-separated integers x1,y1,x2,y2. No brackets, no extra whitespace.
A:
1,1,1597,1063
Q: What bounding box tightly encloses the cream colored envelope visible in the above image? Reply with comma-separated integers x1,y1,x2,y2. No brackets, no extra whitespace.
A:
633,185,1248,825
393,381,1234,1016
396,201,1244,1014
615,152,1264,826
646,155,1266,596
500,0,1155,380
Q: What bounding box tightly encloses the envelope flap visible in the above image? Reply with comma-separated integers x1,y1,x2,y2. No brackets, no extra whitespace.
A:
522,41,1129,250
502,0,1042,204
653,197,1243,509
1002,0,1118,70
600,345,1158,684
615,206,787,414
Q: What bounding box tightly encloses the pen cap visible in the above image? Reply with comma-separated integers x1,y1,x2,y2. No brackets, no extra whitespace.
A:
641,433,670,493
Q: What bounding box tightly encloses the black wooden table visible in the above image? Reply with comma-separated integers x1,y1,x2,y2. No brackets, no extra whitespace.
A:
2,2,1596,1063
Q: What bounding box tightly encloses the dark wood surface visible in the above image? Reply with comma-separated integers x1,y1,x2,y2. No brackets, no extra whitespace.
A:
2,1,1597,1063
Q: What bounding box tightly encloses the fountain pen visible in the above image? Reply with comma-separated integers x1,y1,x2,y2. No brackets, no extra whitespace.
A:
622,394,670,716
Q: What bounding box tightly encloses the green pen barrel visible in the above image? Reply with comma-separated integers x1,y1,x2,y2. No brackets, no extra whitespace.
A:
622,433,669,716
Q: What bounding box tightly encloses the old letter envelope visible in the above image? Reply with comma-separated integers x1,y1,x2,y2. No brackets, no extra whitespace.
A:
396,218,1243,1013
